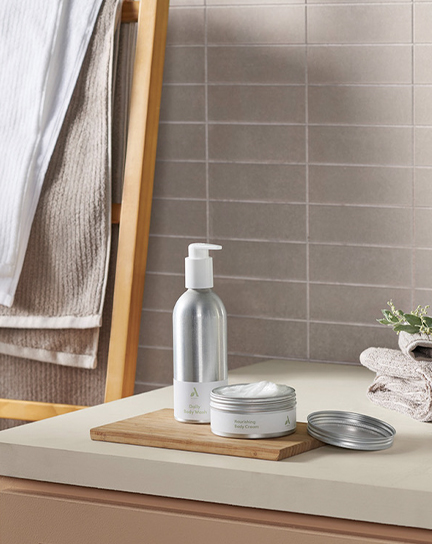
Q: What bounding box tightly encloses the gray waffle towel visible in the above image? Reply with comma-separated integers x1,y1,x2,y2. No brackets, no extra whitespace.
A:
360,347,432,422
398,331,432,363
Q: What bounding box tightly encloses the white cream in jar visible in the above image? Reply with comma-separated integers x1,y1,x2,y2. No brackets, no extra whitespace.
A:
210,381,296,439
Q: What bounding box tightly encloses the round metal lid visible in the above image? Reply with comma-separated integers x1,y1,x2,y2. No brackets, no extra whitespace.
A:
307,410,396,451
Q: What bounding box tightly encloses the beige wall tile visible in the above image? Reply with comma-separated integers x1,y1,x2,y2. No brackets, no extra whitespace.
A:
160,85,205,122
227,354,268,371
415,4,432,43
153,161,207,199
309,165,412,206
217,240,307,280
309,323,397,364
147,236,205,274
309,126,413,166
217,278,307,319
210,202,306,241
229,316,307,359
415,208,432,248
415,128,432,166
309,245,412,286
207,6,305,45
209,163,306,202
208,46,305,84
157,124,206,161
134,382,166,394
143,273,184,311
308,5,411,44
209,124,305,162
415,86,432,125
139,310,172,348
309,206,412,247
166,8,204,45
135,0,427,382
208,85,305,123
135,348,173,386
310,284,411,324
415,45,432,84
415,168,432,207
308,46,412,84
163,46,205,84
150,199,207,236
308,86,412,126
414,289,432,308
415,249,432,288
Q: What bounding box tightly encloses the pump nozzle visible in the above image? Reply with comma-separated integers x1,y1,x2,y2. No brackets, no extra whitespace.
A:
188,243,222,259
185,243,222,289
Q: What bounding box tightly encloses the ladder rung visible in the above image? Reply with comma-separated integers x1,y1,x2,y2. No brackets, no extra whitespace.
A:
121,1,139,23
112,203,121,224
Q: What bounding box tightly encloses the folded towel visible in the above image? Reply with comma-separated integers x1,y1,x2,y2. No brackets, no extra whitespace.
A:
360,347,432,380
0,0,124,369
367,374,432,422
360,347,432,421
398,331,432,363
0,0,106,307
0,228,117,430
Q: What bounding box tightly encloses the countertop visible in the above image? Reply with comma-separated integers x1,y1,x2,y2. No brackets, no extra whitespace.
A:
0,360,431,530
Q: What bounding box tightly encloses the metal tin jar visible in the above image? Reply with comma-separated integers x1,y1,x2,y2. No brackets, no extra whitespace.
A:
210,383,297,439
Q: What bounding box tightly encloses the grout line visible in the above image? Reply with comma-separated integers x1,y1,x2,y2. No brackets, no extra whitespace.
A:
145,271,431,291
167,2,414,8
156,158,418,168
163,82,429,88
305,3,310,360
153,196,432,210
167,2,415,8
411,0,416,309
139,315,404,328
149,232,426,249
204,0,210,242
159,120,420,129
167,43,415,48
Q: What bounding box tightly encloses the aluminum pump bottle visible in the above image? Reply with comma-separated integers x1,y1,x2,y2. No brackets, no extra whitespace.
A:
173,243,228,423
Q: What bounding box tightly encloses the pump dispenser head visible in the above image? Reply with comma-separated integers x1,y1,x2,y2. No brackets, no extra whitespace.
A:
185,243,222,289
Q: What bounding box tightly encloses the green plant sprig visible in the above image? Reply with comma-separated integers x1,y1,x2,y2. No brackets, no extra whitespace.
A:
378,300,432,335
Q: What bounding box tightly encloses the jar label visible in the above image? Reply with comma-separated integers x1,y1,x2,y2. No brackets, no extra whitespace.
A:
174,379,228,423
211,407,297,437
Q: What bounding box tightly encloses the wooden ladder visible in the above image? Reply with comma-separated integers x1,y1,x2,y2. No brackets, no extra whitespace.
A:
0,0,169,421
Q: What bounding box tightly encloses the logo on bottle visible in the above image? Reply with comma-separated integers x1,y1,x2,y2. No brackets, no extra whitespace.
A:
285,415,291,426
190,387,199,398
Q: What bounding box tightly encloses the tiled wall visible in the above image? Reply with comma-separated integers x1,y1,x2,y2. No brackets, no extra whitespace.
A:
135,0,432,393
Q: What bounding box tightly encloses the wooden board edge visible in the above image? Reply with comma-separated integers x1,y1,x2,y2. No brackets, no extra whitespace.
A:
90,430,282,461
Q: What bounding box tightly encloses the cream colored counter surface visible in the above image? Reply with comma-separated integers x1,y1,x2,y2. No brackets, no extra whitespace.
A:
0,360,431,531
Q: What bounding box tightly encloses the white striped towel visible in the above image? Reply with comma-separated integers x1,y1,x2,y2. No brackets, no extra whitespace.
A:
0,0,104,307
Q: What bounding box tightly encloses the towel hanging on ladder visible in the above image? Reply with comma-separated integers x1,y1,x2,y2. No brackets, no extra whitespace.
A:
0,0,127,369
0,0,106,307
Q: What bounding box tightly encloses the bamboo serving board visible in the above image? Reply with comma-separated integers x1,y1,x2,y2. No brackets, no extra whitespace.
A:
90,409,324,461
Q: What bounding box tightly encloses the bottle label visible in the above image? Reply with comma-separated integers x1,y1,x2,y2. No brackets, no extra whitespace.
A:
211,408,297,437
174,379,228,423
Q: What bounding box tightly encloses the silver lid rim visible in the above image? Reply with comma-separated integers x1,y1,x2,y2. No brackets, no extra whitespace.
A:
307,410,396,451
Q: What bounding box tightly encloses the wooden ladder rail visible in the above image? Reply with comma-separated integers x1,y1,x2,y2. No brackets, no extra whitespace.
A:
0,0,169,421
